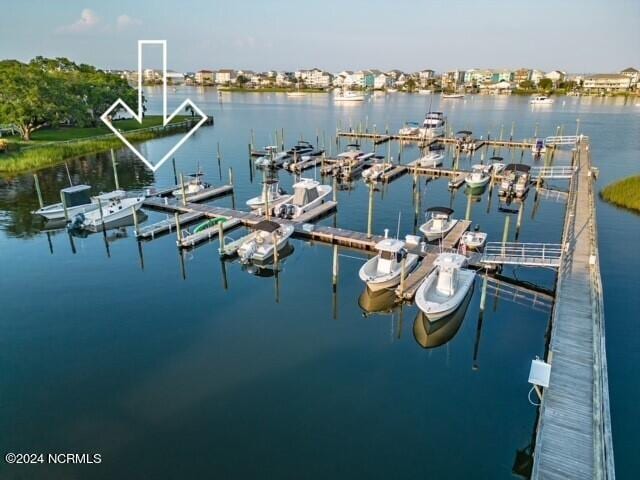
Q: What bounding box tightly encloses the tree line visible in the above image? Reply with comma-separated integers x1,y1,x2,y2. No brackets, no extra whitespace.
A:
0,57,140,141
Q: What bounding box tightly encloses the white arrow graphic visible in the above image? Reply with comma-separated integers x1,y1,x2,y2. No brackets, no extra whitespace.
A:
100,40,207,172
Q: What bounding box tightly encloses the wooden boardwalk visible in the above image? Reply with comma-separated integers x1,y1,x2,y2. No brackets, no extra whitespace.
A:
136,211,205,240
532,140,614,479
442,220,472,249
396,252,438,300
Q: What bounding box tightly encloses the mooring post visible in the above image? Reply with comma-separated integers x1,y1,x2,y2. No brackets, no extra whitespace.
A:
97,198,105,231
480,271,488,312
218,220,225,255
180,173,187,206
172,157,178,185
499,124,504,142
332,175,337,202
332,244,339,291
465,193,472,221
367,181,374,238
132,206,139,236
228,167,234,186
60,191,69,222
502,215,510,254
33,174,43,209
272,232,279,265
175,213,182,243
281,127,285,151
110,149,120,190
399,256,406,297
575,118,580,137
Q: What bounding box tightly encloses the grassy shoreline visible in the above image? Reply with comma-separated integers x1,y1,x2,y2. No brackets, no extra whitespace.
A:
600,175,640,213
0,116,195,175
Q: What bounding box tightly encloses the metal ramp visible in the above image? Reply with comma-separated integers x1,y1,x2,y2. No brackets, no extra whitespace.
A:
481,242,562,268
531,166,576,179
544,135,579,146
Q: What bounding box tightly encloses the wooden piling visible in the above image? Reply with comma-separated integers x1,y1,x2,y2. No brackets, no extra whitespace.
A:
332,244,339,289
111,149,120,190
33,174,43,208
218,220,225,254
180,173,187,206
367,182,374,238
60,191,69,222
175,213,182,242
172,157,178,185
480,271,488,312
132,206,139,236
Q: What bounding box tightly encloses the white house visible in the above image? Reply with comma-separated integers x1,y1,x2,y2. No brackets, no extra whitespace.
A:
544,70,566,85
620,67,639,87
530,69,545,85
373,72,390,89
583,74,632,92
195,69,214,85
296,68,333,88
215,69,236,84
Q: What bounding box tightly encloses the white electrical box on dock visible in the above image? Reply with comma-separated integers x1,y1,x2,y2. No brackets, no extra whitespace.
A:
528,358,551,388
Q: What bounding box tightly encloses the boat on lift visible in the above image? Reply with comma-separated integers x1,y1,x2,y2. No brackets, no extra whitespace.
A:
237,220,294,264
33,185,125,221
246,179,290,211
275,178,332,219
415,252,476,321
464,165,491,188
358,236,419,292
460,231,488,252
419,206,458,242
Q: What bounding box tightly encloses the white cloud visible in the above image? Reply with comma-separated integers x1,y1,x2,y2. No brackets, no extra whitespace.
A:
116,14,142,31
55,9,100,34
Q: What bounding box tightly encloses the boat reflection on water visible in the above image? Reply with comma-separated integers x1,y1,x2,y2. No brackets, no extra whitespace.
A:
358,287,399,317
412,286,473,349
241,243,295,277
464,184,487,198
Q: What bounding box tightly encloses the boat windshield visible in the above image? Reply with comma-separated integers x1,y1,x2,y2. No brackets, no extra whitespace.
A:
380,250,395,261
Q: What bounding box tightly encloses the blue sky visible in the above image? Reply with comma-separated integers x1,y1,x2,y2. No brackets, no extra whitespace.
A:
1,0,638,72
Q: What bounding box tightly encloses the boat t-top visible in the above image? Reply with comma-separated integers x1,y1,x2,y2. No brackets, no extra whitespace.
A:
33,185,126,221
172,172,210,198
419,206,458,242
420,112,446,138
530,95,554,105
415,252,476,321
246,179,289,211
275,178,332,219
237,220,294,264
464,165,491,188
359,236,419,292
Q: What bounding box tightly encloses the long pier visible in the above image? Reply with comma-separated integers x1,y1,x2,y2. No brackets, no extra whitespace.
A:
532,139,614,479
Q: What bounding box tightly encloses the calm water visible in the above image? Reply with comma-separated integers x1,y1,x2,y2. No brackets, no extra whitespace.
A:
1,89,638,479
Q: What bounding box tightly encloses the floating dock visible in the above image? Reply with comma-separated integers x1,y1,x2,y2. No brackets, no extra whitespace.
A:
178,218,243,248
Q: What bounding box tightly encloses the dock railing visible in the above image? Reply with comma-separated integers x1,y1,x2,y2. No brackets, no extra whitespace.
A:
481,242,563,267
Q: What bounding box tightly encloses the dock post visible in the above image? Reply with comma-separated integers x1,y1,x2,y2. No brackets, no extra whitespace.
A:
251,128,255,149
175,213,182,244
501,215,510,251
180,173,187,206
480,271,488,312
172,157,178,185
97,198,105,231
218,221,225,255
272,232,279,265
510,122,515,143
282,127,285,151
132,206,139,237
332,176,337,202
332,244,339,291
399,256,406,297
465,193,472,221
33,174,43,209
516,202,525,240
60,191,69,222
228,167,234,186
533,122,539,139
367,182,374,238
111,149,120,190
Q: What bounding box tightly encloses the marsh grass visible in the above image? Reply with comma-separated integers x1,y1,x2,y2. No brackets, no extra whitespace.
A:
600,175,640,213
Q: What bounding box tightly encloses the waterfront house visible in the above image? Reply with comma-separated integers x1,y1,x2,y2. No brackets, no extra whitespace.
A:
215,69,236,85
513,68,532,85
418,69,436,86
583,74,632,93
166,70,185,85
530,69,545,85
373,71,390,89
296,68,333,88
195,69,215,85
620,67,639,88
479,80,513,95
544,70,566,86
490,69,514,83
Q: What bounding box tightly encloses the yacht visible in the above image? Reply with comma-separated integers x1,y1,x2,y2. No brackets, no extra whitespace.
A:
362,161,394,182
530,95,554,105
415,151,444,168
334,90,365,102
531,138,547,156
34,185,125,221
460,231,487,252
419,207,458,241
464,165,491,188
420,112,446,138
415,253,476,321
275,178,332,219
358,236,419,292
399,121,421,135
69,193,145,231
172,172,210,198
442,93,465,99
237,220,294,264
246,179,290,211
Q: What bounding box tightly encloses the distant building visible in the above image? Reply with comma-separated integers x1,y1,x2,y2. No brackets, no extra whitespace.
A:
166,70,185,85
491,69,513,83
513,68,532,85
215,69,236,84
583,74,632,93
373,71,390,89
295,68,333,88
464,69,492,86
417,69,435,85
530,69,545,85
544,70,566,86
442,70,464,89
480,80,513,95
195,69,214,85
620,67,639,87
143,68,162,83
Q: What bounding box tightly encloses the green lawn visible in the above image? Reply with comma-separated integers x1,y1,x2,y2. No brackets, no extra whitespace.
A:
600,175,640,213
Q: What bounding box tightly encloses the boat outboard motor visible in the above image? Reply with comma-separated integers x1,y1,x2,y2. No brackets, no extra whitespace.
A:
286,204,296,219
68,213,85,230
277,204,287,218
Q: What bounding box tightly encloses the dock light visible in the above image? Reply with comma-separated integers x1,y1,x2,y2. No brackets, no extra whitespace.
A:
528,357,551,404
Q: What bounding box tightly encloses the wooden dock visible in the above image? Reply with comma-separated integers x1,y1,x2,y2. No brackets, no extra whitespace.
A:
145,184,233,202
396,252,438,300
442,220,472,249
532,139,614,479
136,211,205,240
178,218,243,249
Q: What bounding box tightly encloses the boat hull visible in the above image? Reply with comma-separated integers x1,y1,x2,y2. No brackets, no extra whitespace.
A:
419,219,458,242
35,202,100,220
358,254,419,291
415,268,476,321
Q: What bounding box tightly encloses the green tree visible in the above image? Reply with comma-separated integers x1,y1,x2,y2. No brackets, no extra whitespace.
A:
405,78,417,92
236,74,250,86
519,79,535,90
538,78,553,90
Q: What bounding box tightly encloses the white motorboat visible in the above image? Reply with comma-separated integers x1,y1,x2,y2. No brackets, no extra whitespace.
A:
237,220,294,264
33,185,126,221
530,95,553,105
255,148,290,168
455,130,476,151
515,171,531,198
399,121,421,135
246,179,290,211
359,236,419,292
413,287,472,349
70,194,145,231
531,138,547,156
419,207,458,241
418,89,432,95
419,112,446,138
362,162,394,182
460,231,487,252
334,90,365,102
415,151,444,168
442,93,465,99
490,159,506,173
172,172,210,198
275,178,332,219
464,165,491,188
498,173,515,197
415,253,476,321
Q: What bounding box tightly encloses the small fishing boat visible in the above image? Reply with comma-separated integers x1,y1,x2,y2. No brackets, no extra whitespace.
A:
237,220,294,264
413,287,472,348
490,157,506,173
442,93,465,99
362,161,394,182
255,147,290,169
418,89,432,95
69,194,145,231
358,236,419,292
419,207,458,241
514,165,532,198
420,111,446,138
172,172,210,198
275,178,332,219
415,151,444,168
334,90,365,102
460,231,487,252
399,121,421,135
531,138,547,156
455,130,476,151
530,95,553,105
246,180,290,211
34,185,126,221
464,165,491,188
415,252,476,321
